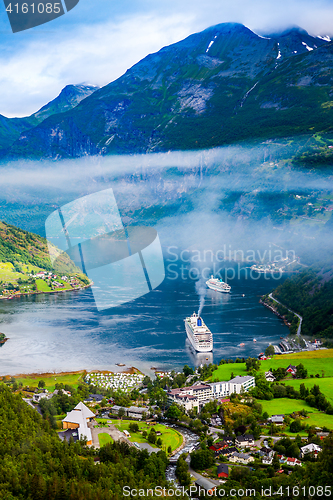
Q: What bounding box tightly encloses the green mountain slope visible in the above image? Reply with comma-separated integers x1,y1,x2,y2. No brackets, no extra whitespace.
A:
1,23,332,159
270,264,333,340
0,84,98,150
0,221,89,296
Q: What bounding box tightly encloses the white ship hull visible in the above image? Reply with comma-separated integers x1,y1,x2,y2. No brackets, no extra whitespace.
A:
184,314,213,352
206,275,231,293
206,282,231,293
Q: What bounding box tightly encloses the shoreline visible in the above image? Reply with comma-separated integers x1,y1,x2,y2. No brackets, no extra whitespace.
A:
2,366,143,380
0,282,92,301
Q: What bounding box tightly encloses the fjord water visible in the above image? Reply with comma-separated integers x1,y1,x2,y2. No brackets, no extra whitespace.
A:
0,267,288,376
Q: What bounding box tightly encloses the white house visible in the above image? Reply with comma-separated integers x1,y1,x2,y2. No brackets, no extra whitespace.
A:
287,457,302,467
270,414,285,425
265,371,276,382
300,443,322,458
229,452,254,464
235,434,255,447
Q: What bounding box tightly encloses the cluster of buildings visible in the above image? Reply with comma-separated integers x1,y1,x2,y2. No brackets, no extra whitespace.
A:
167,375,255,412
210,436,322,474
30,271,81,288
264,364,300,382
209,435,256,465
85,372,144,393
33,388,71,403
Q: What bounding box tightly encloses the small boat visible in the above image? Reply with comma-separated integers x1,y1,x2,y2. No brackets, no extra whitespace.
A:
242,294,245,297
253,339,257,342
238,342,245,346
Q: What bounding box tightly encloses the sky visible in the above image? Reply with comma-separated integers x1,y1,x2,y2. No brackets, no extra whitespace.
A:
1,0,333,117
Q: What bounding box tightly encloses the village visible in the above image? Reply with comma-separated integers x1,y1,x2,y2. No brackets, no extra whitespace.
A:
12,348,331,494
0,268,89,298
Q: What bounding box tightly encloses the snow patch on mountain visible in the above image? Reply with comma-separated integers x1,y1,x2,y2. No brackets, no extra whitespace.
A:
302,41,314,51
206,40,215,53
317,35,331,42
276,42,282,59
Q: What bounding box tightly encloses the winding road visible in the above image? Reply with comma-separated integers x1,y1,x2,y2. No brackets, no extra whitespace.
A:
269,293,302,336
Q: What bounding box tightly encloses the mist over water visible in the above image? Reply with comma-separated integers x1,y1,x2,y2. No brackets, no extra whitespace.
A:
0,142,331,374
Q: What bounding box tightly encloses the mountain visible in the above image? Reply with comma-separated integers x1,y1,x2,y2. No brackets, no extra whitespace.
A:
1,23,332,158
270,264,333,340
0,221,84,276
31,84,99,123
0,84,98,150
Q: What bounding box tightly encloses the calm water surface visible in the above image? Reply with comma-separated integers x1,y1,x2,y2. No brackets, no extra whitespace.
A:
0,269,288,376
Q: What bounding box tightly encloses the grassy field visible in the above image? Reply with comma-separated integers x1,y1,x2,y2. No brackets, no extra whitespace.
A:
260,351,333,377
259,398,333,429
211,364,248,381
13,371,86,391
0,262,24,281
98,433,113,447
284,378,333,405
36,279,52,292
211,350,333,381
109,419,183,452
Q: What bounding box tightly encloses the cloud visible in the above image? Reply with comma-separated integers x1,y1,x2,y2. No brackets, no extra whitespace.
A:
1,0,333,117
0,13,195,117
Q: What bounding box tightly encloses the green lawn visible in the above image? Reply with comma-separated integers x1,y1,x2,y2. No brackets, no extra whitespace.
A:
260,356,333,378
285,378,333,405
211,350,333,382
15,371,85,391
259,398,333,430
260,398,317,415
98,433,113,447
211,364,248,382
109,419,183,452
36,279,52,292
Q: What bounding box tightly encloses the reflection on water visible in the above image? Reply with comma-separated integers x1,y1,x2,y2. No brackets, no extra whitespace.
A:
0,272,288,376
185,339,214,366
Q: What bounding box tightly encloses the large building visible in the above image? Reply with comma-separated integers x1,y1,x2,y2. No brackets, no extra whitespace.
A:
62,402,95,445
209,375,255,398
167,376,255,412
167,383,212,411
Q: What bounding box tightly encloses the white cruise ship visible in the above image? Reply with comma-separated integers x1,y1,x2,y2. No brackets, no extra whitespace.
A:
184,313,213,352
206,275,231,293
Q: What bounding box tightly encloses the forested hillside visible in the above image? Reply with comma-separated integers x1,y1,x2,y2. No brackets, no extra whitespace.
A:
0,385,173,500
273,265,333,339
0,221,81,275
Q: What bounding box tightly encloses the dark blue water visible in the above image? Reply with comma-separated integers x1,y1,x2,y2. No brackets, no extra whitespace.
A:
0,264,288,376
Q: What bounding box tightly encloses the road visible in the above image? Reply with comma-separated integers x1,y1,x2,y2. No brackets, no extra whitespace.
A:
269,293,302,336
23,398,43,415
